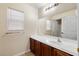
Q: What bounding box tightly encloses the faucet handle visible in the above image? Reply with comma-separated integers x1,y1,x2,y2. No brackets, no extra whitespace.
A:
61,32,64,34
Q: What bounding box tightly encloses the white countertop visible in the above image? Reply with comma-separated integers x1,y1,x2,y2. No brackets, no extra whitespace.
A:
31,34,78,56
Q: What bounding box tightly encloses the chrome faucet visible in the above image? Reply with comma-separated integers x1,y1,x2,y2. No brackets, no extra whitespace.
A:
58,37,61,42
58,32,64,42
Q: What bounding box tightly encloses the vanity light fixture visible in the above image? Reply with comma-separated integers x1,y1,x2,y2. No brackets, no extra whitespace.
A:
45,3,59,11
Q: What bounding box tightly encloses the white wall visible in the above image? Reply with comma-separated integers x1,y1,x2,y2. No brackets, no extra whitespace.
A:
0,3,38,56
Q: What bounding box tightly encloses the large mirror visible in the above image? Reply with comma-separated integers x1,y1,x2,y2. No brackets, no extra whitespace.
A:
46,15,77,40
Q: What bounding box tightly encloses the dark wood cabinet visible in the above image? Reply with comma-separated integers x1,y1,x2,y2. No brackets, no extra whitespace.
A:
51,47,56,56
53,48,72,56
41,43,51,56
30,38,35,54
30,38,41,56
30,38,72,56
34,40,41,56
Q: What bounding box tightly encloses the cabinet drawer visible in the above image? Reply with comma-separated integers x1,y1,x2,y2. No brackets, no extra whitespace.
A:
54,48,72,56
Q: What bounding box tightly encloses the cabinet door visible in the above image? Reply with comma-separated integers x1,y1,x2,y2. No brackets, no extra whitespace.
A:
54,48,72,56
30,38,35,54
34,40,41,56
51,47,56,56
41,43,51,56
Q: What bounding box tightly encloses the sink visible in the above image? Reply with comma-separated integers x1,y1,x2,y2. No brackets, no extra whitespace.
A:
49,39,77,53
48,37,77,50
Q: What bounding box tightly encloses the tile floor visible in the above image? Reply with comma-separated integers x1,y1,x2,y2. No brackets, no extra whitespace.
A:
21,52,35,56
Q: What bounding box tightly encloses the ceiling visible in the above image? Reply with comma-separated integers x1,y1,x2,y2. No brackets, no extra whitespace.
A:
29,3,76,9
29,3,50,8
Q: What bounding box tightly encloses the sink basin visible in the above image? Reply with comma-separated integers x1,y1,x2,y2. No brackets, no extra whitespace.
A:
48,37,77,49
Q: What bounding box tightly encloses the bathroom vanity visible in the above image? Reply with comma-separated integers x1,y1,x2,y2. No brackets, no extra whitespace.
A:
30,35,78,56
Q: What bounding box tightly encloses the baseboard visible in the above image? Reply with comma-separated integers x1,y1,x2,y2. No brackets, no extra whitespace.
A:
14,49,30,56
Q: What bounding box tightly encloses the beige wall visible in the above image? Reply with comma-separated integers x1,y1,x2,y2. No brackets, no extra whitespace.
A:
50,9,76,20
0,3,38,55
0,5,6,37
38,18,47,35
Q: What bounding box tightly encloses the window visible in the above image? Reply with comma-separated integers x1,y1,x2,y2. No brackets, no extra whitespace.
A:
7,8,24,31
